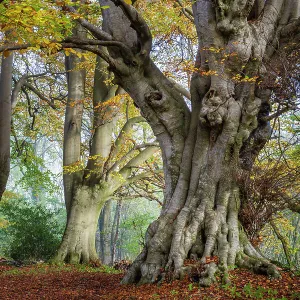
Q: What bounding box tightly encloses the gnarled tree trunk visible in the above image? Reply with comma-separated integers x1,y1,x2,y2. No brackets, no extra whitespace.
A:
83,0,300,285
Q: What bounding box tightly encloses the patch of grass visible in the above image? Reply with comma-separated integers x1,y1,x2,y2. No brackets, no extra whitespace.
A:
0,263,122,276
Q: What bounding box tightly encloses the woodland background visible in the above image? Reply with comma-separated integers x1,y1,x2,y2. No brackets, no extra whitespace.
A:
0,0,299,299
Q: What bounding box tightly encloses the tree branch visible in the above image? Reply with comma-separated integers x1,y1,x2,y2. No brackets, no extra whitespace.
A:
270,219,293,268
261,104,298,121
0,41,118,68
113,116,146,154
108,143,159,175
126,169,163,184
23,82,57,109
63,5,113,41
119,145,159,178
174,0,194,22
111,0,152,56
64,37,134,62
168,78,191,100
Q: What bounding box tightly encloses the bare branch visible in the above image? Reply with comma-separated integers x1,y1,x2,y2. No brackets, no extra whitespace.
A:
270,219,293,268
11,72,54,109
23,82,57,109
168,78,191,100
262,104,298,121
63,37,134,61
174,0,194,22
119,145,159,177
62,42,118,67
63,5,113,41
11,75,27,110
126,169,163,185
113,116,146,153
0,43,31,52
108,143,159,174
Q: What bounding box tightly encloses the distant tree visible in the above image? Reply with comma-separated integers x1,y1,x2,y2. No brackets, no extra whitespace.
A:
0,42,13,200
52,24,161,264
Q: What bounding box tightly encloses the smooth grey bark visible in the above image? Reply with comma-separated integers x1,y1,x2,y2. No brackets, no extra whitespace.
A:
111,199,122,264
63,47,85,214
99,200,112,264
0,51,13,200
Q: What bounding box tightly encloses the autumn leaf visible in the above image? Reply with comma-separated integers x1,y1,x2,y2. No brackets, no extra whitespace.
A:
3,50,10,58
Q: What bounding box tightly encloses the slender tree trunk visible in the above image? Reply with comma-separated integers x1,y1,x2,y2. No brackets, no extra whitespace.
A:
111,199,122,264
53,37,158,264
0,51,13,200
270,220,293,269
99,200,112,265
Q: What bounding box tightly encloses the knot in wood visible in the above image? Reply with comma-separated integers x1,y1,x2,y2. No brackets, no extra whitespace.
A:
145,91,162,102
199,89,228,127
145,91,168,111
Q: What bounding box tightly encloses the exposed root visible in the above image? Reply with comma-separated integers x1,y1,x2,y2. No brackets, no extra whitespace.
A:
199,262,218,287
51,245,100,265
236,252,281,279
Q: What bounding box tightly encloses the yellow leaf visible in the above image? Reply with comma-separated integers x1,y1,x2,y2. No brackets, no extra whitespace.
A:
124,0,132,4
43,38,50,45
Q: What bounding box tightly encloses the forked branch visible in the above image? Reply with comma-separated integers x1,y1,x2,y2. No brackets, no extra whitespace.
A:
111,0,152,56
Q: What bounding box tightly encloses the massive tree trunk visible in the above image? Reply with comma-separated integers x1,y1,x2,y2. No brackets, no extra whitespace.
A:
77,0,300,285
0,51,13,200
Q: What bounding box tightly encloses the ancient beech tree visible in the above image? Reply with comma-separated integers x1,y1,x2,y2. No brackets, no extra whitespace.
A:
57,0,300,284
1,0,299,285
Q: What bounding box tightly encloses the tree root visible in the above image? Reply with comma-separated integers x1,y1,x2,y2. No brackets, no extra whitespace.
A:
236,252,281,279
122,252,281,287
199,262,218,287
50,247,100,266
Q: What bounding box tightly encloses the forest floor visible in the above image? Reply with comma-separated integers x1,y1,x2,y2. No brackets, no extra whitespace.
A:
0,262,300,299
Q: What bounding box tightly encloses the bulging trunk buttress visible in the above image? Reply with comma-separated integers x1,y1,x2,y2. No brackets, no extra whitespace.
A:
52,185,106,264
122,91,280,285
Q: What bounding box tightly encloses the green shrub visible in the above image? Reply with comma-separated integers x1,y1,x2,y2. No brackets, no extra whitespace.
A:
0,197,66,261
